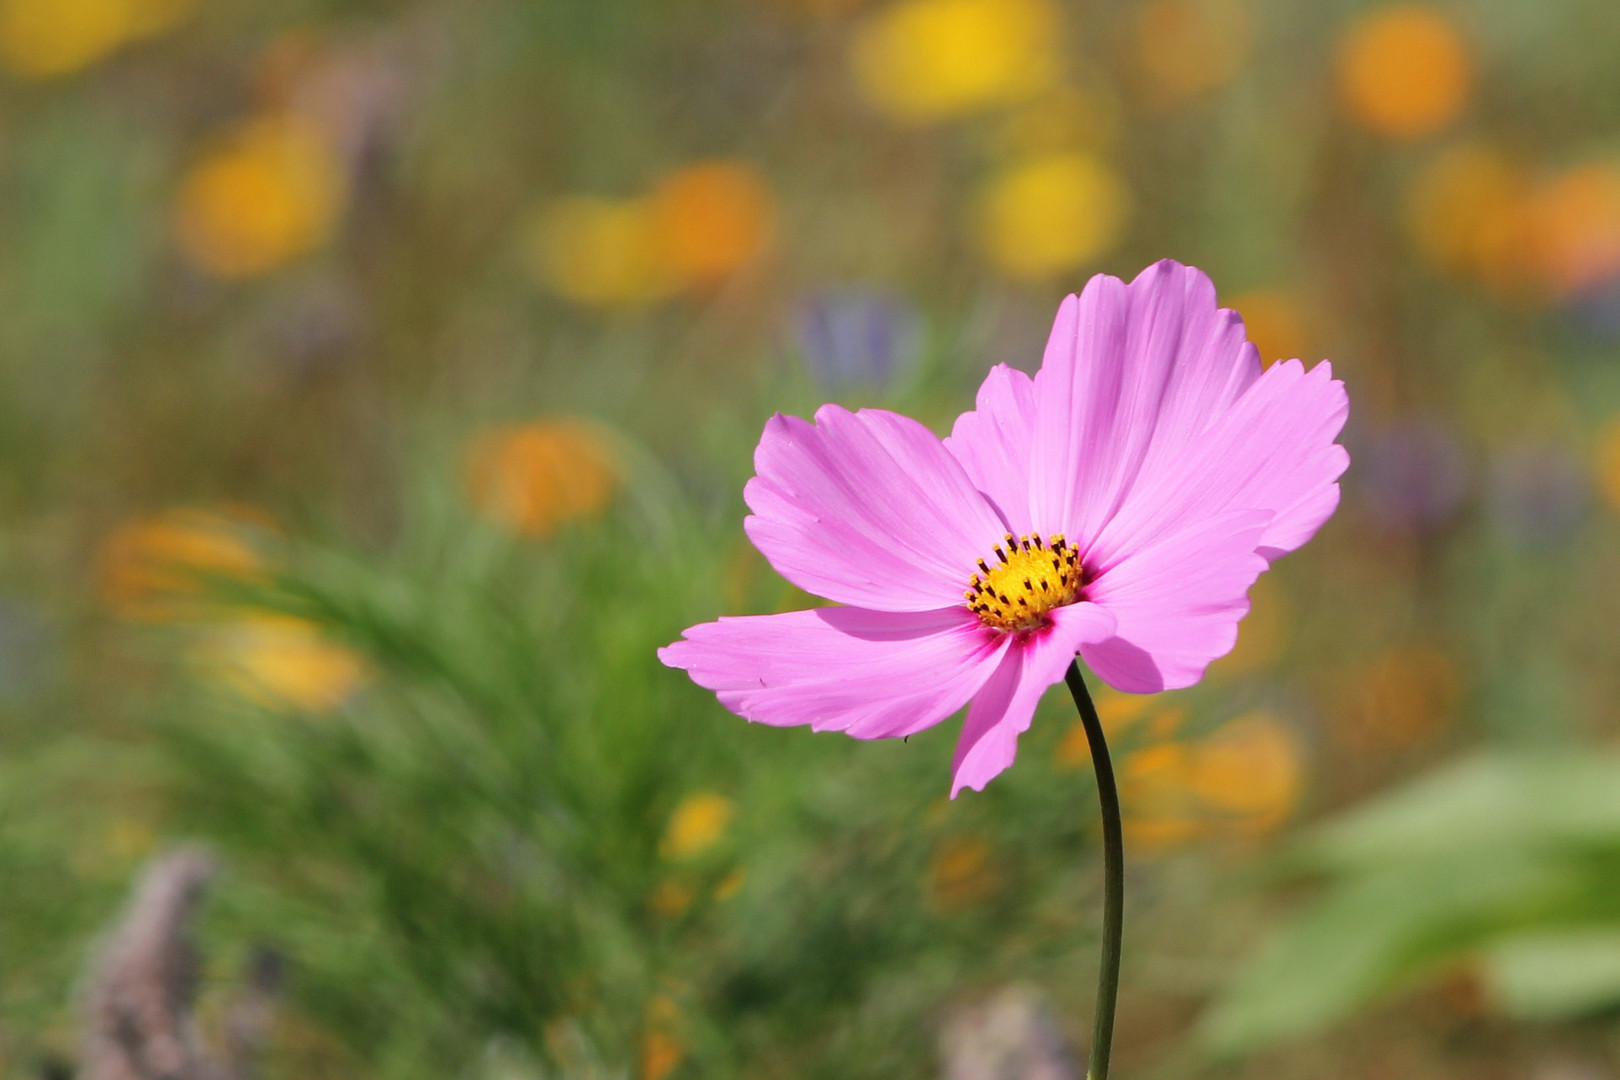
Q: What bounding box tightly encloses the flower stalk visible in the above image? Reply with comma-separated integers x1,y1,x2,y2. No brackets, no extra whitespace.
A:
1065,659,1122,1080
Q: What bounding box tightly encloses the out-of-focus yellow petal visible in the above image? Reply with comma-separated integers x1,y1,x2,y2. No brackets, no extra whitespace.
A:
0,0,130,79
1521,162,1620,299
1055,699,1183,769
1186,712,1304,834
98,507,270,621
850,0,1061,124
194,614,368,713
641,1030,682,1080
977,152,1129,280
661,793,734,859
641,996,684,1080
527,195,674,307
1595,415,1620,514
175,114,346,278
1209,571,1291,674
1405,142,1530,294
1337,5,1471,138
1230,290,1307,371
1120,743,1205,852
463,419,624,538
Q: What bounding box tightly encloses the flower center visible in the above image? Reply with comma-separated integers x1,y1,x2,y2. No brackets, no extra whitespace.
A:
964,533,1084,632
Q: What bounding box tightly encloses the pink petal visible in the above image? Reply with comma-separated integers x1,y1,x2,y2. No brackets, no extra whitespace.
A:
1088,358,1349,569
950,601,1118,797
1027,261,1261,542
1080,510,1272,694
943,363,1038,532
659,606,1009,739
744,405,1009,611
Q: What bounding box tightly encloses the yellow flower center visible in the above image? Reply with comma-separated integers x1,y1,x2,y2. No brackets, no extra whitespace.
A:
965,532,1084,632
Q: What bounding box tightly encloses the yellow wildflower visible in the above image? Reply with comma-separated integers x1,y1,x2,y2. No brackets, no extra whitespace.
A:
1337,5,1471,138
0,0,126,79
1055,698,1182,769
1120,742,1205,851
650,160,775,288
194,614,367,712
463,419,624,539
526,195,674,307
1521,162,1620,299
641,996,684,1080
1120,712,1305,852
175,113,346,278
977,152,1129,280
1596,415,1620,513
71,815,158,878
1208,571,1290,674
850,0,1061,124
98,507,268,621
661,793,734,859
1186,712,1304,835
1230,290,1307,370
1405,142,1529,293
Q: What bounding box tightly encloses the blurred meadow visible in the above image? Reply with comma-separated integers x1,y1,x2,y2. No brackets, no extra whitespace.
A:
3,0,1620,1077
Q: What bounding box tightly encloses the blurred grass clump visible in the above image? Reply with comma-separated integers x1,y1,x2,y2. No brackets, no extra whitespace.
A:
4,0,1620,1077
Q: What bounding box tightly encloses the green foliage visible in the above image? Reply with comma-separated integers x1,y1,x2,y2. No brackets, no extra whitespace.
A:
6,461,1114,1078
1204,753,1620,1054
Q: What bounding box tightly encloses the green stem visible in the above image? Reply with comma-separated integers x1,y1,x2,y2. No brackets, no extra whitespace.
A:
1065,659,1123,1080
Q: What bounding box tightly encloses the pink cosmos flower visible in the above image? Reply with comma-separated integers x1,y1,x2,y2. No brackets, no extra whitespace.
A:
660,261,1349,796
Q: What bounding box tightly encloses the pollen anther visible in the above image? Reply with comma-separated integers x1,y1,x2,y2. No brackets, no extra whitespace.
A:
965,532,1085,632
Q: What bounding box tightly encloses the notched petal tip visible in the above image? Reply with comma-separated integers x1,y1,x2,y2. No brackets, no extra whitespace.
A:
656,641,689,669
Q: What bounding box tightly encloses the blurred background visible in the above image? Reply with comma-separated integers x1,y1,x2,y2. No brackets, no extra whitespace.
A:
2,0,1620,1077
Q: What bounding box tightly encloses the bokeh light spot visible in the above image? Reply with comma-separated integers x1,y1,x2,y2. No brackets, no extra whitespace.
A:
650,160,775,287
1337,5,1471,138
1405,141,1528,292
1597,415,1620,513
850,0,1062,124
1522,162,1620,299
193,614,368,713
661,793,735,860
1231,289,1307,369
0,0,130,79
977,152,1129,280
527,196,673,307
98,507,270,622
463,420,624,538
1186,712,1304,833
175,114,346,279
